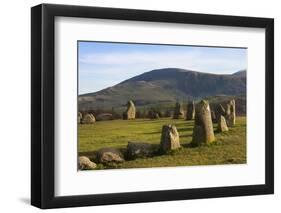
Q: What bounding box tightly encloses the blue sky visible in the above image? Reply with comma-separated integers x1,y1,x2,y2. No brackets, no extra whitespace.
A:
78,41,247,94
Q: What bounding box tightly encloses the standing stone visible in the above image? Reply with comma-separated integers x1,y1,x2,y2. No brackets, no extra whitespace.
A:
81,113,95,124
225,99,236,127
173,102,185,119
217,115,229,132
160,125,181,153
192,100,215,145
148,111,159,119
186,101,195,120
123,100,136,120
215,104,226,122
78,112,82,124
78,156,97,170
211,110,216,122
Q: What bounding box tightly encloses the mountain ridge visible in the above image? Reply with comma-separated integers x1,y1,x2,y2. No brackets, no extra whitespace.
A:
79,68,246,111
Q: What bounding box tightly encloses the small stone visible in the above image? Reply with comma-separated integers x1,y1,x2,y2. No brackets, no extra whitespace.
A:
78,156,97,170
97,148,124,164
81,113,95,124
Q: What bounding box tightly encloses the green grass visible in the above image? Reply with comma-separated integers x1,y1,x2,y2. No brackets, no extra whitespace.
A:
79,117,246,169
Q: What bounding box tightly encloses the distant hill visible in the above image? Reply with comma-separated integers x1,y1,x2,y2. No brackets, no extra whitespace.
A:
231,69,247,77
79,68,246,111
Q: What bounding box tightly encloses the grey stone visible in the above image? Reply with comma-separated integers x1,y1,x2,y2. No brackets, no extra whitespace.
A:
81,113,96,124
217,115,229,132
148,111,159,119
123,100,136,120
192,100,215,145
160,124,181,152
97,148,124,164
216,104,226,116
225,99,236,127
78,112,83,124
173,102,185,119
186,101,195,120
127,142,155,159
211,110,216,122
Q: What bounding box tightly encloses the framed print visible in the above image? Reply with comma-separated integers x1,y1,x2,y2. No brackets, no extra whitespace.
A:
31,4,274,209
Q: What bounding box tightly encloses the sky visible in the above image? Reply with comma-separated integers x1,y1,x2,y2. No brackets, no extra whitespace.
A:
78,41,247,95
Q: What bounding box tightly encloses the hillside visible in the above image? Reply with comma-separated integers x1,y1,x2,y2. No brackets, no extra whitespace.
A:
79,68,246,111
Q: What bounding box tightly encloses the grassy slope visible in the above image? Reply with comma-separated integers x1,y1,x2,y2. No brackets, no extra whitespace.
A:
79,117,246,169
79,69,246,111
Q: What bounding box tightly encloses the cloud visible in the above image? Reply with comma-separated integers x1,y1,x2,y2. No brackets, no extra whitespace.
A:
79,50,246,74
78,46,247,93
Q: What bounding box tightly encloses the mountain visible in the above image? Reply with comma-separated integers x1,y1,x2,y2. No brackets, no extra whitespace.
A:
79,68,246,111
231,69,247,77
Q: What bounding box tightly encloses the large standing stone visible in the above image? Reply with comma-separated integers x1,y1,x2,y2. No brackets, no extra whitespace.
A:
160,125,181,153
97,148,124,164
173,102,185,119
192,100,215,145
225,99,236,127
127,142,155,159
81,113,95,124
217,115,229,132
186,101,195,120
78,156,97,170
123,100,136,120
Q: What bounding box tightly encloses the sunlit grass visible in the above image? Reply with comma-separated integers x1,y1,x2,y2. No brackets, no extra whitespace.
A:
78,117,246,169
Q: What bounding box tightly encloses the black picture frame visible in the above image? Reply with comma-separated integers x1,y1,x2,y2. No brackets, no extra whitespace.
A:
31,3,274,209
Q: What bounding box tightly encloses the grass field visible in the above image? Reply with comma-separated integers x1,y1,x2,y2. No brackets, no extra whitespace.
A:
79,117,246,169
